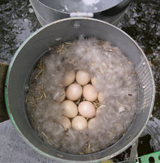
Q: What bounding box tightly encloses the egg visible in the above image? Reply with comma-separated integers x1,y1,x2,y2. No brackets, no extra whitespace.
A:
63,71,75,87
76,70,90,86
91,76,96,86
62,100,78,118
61,117,71,130
88,118,96,130
83,84,98,101
72,116,87,130
78,101,96,118
66,83,82,101
98,92,104,103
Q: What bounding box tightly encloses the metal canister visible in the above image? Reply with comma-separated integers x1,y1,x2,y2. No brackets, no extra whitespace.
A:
30,0,132,26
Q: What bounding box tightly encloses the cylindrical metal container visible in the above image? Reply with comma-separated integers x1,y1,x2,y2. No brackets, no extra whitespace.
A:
30,0,132,26
5,18,155,162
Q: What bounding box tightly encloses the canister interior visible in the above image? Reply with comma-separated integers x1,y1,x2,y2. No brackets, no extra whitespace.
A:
39,0,122,13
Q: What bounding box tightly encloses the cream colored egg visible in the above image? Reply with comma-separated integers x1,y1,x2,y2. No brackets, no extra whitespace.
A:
76,70,90,86
63,71,75,87
78,101,96,118
88,118,96,130
66,83,82,101
62,100,78,118
98,92,104,103
91,76,96,86
61,117,71,130
83,84,98,101
72,116,87,130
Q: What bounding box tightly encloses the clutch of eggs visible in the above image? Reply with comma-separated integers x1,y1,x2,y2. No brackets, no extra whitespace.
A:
60,70,103,131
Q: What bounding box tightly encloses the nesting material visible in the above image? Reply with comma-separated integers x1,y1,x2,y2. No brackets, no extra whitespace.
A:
26,38,138,154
